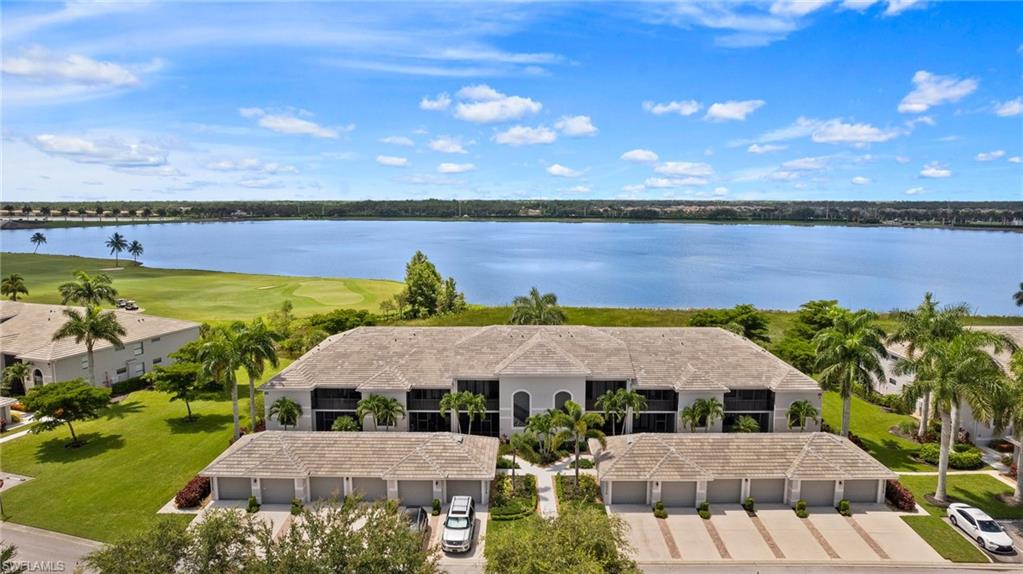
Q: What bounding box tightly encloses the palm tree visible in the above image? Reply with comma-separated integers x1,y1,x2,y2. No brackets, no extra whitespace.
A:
59,271,118,306
127,241,144,263
786,400,819,431
508,431,536,479
269,397,302,430
1015,282,1023,307
621,389,647,434
52,306,126,386
680,403,702,432
439,391,467,433
525,409,560,460
595,390,624,435
29,232,46,253
813,309,888,437
197,326,244,440
331,416,359,431
1000,351,1023,502
60,207,70,221
509,287,567,325
733,415,761,433
234,320,280,432
1,274,28,301
699,397,724,432
464,392,488,436
553,400,605,486
105,233,128,267
2,362,31,396
374,396,406,430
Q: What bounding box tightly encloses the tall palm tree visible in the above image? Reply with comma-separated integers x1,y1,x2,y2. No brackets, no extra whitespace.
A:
374,396,406,430
197,327,244,440
269,397,302,430
2,362,31,396
29,232,46,253
105,232,128,267
439,391,467,433
786,400,819,431
58,271,118,306
553,400,605,485
1,274,28,301
356,395,385,431
464,392,488,436
621,389,647,434
234,320,281,432
696,397,724,432
1015,282,1023,307
595,389,624,435
509,287,567,325
1001,351,1023,502
680,403,702,432
127,240,144,263
52,306,126,386
813,309,888,437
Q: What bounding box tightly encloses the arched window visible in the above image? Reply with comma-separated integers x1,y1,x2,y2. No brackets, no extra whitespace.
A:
32,369,43,387
554,391,572,411
513,391,530,427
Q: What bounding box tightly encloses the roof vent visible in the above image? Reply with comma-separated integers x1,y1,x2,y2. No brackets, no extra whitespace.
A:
454,435,464,444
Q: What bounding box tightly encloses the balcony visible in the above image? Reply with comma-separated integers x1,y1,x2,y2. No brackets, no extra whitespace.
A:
313,397,359,411
723,389,774,412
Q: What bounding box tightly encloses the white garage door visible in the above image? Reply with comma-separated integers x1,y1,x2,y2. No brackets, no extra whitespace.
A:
447,480,482,503
399,480,434,507
217,477,251,500
800,480,836,506
661,481,696,507
611,481,647,505
844,480,879,503
707,479,742,504
750,479,786,503
352,477,387,500
261,478,296,504
310,477,343,501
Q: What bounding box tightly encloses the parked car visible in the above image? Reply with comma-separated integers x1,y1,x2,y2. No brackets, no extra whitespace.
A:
125,300,139,311
116,298,128,308
947,503,1015,554
441,496,475,553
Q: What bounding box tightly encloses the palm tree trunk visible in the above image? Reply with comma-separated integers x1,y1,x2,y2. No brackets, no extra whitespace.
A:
87,345,96,386
511,451,517,480
841,391,852,437
950,400,960,445
1014,445,1022,503
248,378,257,433
232,378,240,440
574,438,581,486
918,392,930,438
935,408,952,503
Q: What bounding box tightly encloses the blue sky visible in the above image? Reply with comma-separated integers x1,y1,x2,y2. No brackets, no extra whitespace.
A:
2,1,1021,202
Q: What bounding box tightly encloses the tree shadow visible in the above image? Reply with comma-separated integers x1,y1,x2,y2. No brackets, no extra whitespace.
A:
103,400,145,420
164,413,233,434
33,432,126,464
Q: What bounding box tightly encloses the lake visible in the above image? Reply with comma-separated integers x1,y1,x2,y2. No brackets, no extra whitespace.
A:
3,220,1021,314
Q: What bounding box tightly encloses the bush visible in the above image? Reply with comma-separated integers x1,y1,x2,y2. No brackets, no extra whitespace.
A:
743,496,755,513
572,458,594,469
917,443,984,469
897,420,918,437
837,499,851,516
654,508,668,519
246,496,260,514
290,498,303,515
794,499,807,517
795,508,808,518
556,474,601,508
9,413,21,423
989,438,1015,453
174,475,211,509
110,376,149,396
885,479,916,511
1010,462,1018,480
496,457,520,470
697,501,710,518
491,474,538,521
432,499,441,516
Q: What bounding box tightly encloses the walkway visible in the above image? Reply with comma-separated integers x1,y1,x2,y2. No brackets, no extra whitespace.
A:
500,453,598,518
0,522,103,573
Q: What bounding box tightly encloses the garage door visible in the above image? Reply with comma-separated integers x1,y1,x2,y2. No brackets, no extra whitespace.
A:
707,479,741,504
218,477,251,500
310,477,343,501
611,481,647,505
661,481,696,507
800,480,835,506
399,480,434,507
447,480,482,503
352,477,387,501
844,479,879,503
261,478,296,504
750,479,786,503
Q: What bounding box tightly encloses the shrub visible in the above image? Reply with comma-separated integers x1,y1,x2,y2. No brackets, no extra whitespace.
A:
491,474,538,521
794,499,807,517
290,498,303,515
9,413,21,423
654,508,668,519
653,501,665,513
432,498,441,516
989,438,1015,453
174,475,211,509
697,501,710,519
557,474,601,507
1010,462,1018,480
110,376,149,396
897,420,918,437
917,443,984,469
743,496,755,513
572,458,595,469
246,496,260,514
837,499,851,516
885,479,916,511
496,457,520,470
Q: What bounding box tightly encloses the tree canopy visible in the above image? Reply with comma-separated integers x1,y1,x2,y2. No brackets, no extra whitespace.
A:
689,304,770,343
22,379,110,446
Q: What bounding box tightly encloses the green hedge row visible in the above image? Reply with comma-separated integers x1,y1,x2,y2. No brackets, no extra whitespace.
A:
110,376,150,396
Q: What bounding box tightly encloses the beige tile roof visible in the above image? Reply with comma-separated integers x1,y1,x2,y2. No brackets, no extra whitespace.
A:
590,432,895,481
200,431,498,481
0,397,17,408
264,326,819,393
0,301,199,362
887,325,1023,370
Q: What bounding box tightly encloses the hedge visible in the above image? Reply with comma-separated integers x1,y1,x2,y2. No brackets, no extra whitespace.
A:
885,479,917,511
110,375,150,396
917,443,984,470
490,474,537,521
174,475,211,509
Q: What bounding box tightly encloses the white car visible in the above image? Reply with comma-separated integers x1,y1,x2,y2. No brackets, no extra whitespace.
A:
947,503,1015,554
441,496,475,553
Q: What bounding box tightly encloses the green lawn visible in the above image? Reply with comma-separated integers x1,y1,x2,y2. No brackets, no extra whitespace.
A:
822,391,931,472
901,516,989,563
0,364,287,542
899,474,1023,519
1,253,403,322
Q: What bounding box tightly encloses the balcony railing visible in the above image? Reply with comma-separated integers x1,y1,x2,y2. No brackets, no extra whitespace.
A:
313,397,359,411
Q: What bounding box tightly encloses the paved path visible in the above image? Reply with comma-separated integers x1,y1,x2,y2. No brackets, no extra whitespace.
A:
0,429,32,444
0,522,103,573
513,459,559,517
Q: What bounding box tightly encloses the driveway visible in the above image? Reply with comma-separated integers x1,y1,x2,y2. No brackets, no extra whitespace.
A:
946,517,1023,564
756,505,832,560
195,500,293,538
0,522,103,573
709,505,774,560
852,505,943,562
433,504,487,571
610,505,678,561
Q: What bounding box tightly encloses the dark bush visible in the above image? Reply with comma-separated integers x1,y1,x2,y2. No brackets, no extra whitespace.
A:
837,499,851,516
698,501,711,520
989,438,1014,453
246,496,260,514
174,475,211,509
290,498,303,515
306,309,376,335
491,474,537,521
1010,462,1018,479
571,458,594,469
110,376,150,396
743,496,755,513
556,474,601,508
496,457,519,470
885,479,916,511
432,498,441,516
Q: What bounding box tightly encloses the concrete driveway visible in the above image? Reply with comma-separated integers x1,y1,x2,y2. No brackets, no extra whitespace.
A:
433,504,487,570
610,505,677,561
806,507,882,560
756,505,833,560
852,505,943,562
0,522,102,573
195,500,294,538
709,505,775,560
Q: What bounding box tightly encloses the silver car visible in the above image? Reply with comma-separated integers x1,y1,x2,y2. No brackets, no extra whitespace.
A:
947,503,1015,554
441,496,475,553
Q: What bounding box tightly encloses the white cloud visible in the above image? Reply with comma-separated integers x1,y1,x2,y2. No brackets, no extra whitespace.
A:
547,164,582,177
239,108,347,138
1009,156,1022,164
904,115,935,129
380,136,414,147
841,0,879,10
30,134,167,169
566,185,591,193
705,99,765,121
206,158,297,174
620,149,659,163
437,162,475,174
712,186,729,196
237,177,280,189
994,97,1022,117
770,0,831,17
2,46,149,87
395,174,463,186
622,184,645,193
456,85,503,100
747,143,787,154
492,125,556,146
812,119,900,144
555,115,598,137
655,161,714,177
429,135,470,154
898,70,978,113
895,155,911,164
905,186,926,195
643,100,701,116
976,150,1005,162
884,0,926,16
452,84,542,123
851,176,871,185
920,161,951,178
376,155,408,167
782,156,828,171
769,171,800,181
644,177,709,188
420,93,451,111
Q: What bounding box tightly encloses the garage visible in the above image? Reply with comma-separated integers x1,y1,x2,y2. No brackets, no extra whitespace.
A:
398,480,434,506
352,477,387,501
660,481,697,507
800,480,836,506
707,479,742,504
447,480,482,503
844,479,880,503
217,477,251,500
310,477,343,500
750,479,786,503
261,478,296,504
611,481,648,505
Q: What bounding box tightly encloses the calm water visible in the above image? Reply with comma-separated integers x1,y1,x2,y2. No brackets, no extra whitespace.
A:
3,220,1021,314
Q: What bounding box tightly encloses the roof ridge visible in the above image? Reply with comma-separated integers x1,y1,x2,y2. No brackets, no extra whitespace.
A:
645,435,712,479
599,434,646,478
787,433,845,477
493,332,590,375
443,433,491,476
385,434,445,478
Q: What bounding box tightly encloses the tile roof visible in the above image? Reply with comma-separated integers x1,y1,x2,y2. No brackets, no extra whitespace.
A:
0,301,199,362
264,326,819,393
590,432,895,481
886,325,1023,370
200,431,498,481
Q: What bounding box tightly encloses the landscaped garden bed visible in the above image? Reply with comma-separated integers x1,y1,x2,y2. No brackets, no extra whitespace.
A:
490,474,537,521
555,474,604,513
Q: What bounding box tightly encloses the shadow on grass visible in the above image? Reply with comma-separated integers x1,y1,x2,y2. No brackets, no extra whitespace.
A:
34,432,125,463
103,400,145,420
861,436,926,471
164,413,233,434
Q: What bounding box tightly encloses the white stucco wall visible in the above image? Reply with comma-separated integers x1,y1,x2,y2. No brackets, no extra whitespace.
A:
498,375,586,436
264,389,314,431
677,391,725,432
773,390,823,433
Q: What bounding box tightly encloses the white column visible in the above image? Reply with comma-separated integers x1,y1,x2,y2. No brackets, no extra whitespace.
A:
833,480,845,507
295,478,309,503
876,479,886,504
252,478,262,504
787,479,800,506
651,481,662,504
387,479,399,500
433,480,444,505
607,481,614,505
740,478,751,502
343,477,353,497
696,481,708,506
212,477,220,500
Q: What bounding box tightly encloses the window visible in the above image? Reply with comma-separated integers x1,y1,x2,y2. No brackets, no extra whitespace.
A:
554,391,572,411
33,369,43,386
152,357,163,365
81,357,89,370
132,342,144,356
513,391,530,427
115,344,125,351
116,367,128,375
151,336,161,342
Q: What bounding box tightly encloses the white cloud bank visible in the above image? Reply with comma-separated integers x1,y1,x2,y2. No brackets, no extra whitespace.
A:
239,108,349,138
620,149,659,162
493,125,556,146
898,70,978,113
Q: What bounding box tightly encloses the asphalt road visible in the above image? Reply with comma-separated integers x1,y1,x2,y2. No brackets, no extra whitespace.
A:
0,522,102,573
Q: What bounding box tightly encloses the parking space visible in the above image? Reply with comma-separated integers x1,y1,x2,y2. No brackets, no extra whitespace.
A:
755,505,832,560
195,500,294,539
996,520,1023,563
433,504,488,568
852,505,943,562
806,509,881,561
611,505,677,561
664,509,723,560
710,505,775,560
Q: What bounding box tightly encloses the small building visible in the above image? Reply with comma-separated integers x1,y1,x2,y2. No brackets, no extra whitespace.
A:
0,396,16,424
0,301,200,391
199,431,499,506
590,432,896,507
